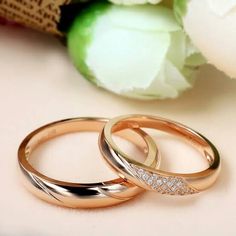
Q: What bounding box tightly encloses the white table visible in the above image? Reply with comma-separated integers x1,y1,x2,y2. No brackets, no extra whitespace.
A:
0,25,235,236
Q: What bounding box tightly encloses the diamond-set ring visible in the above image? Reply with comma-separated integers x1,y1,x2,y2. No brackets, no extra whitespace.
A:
99,114,221,196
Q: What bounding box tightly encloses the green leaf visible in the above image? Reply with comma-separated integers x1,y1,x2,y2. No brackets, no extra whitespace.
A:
174,0,188,24
67,2,110,83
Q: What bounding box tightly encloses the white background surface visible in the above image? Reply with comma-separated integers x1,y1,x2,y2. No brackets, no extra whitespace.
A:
0,25,235,236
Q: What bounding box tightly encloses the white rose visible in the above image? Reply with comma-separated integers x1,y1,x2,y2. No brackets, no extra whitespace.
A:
68,2,205,100
175,0,236,78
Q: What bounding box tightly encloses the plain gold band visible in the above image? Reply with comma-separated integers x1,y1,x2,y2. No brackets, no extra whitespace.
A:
99,114,221,196
18,117,160,208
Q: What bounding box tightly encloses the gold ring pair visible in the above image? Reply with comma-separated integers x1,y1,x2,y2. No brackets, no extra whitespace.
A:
18,115,221,208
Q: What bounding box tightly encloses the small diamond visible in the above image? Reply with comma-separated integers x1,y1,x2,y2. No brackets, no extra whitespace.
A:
162,184,168,190
137,168,144,177
152,174,158,180
156,178,163,186
147,176,154,185
171,184,178,192
151,177,161,189
176,179,184,188
162,177,168,184
167,178,176,188
142,172,151,182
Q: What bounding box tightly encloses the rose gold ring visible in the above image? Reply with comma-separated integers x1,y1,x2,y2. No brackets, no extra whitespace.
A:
18,117,160,208
99,114,221,196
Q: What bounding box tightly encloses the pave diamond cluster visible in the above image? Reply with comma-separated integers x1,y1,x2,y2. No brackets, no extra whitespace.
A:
130,164,198,195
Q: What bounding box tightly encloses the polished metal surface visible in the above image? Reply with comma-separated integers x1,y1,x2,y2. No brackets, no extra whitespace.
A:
18,117,160,208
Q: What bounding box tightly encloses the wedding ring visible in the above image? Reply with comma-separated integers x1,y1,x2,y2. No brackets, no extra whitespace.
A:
99,114,221,196
18,117,160,208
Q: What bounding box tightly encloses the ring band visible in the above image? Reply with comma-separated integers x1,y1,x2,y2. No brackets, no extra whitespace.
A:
18,117,160,208
99,114,221,196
